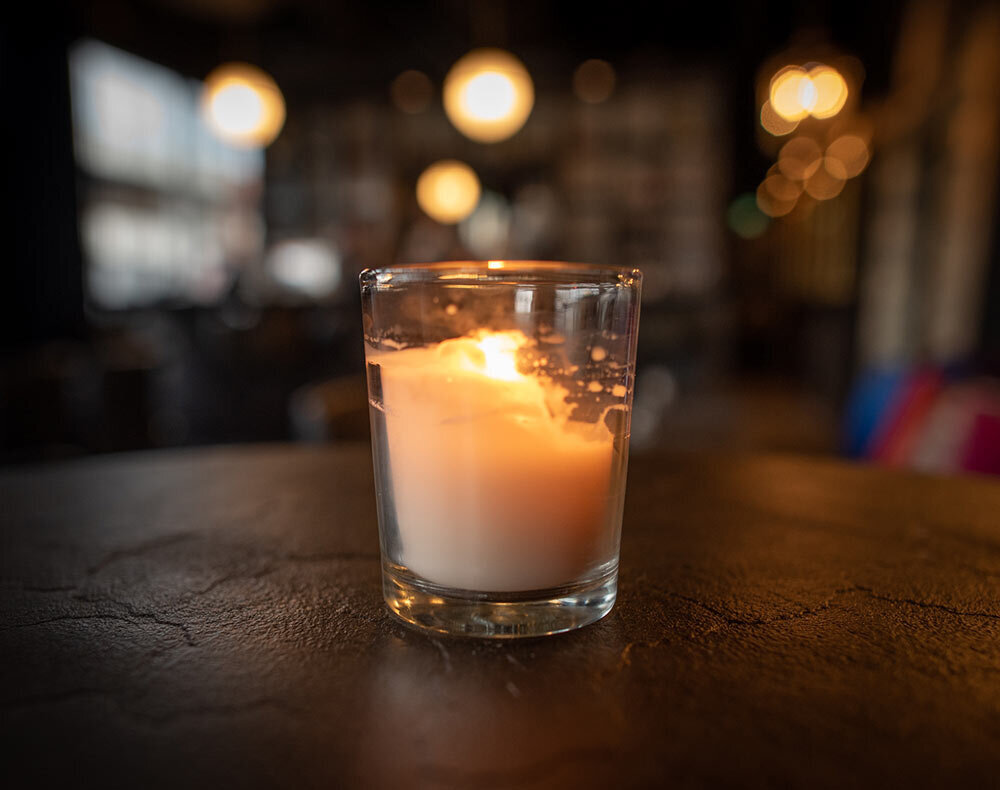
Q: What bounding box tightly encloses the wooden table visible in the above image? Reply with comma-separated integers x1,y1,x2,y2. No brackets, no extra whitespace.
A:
3,444,999,788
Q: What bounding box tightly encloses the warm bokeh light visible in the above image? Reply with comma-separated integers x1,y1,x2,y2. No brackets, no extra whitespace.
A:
756,180,798,217
443,48,534,143
823,156,848,180
826,134,870,177
391,69,433,114
760,100,799,136
770,67,812,122
764,172,802,202
807,66,849,119
769,64,849,123
809,66,848,118
804,157,847,200
778,137,822,181
202,62,285,148
416,160,481,224
573,59,616,104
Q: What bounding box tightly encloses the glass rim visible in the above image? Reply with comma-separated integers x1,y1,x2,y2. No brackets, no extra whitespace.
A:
360,260,642,288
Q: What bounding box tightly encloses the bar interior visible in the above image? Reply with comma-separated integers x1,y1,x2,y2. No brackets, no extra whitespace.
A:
2,0,1000,786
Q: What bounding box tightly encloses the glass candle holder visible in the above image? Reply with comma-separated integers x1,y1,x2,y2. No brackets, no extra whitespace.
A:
361,261,642,638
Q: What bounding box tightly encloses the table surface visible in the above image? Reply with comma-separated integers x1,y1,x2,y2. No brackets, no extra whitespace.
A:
3,444,1000,788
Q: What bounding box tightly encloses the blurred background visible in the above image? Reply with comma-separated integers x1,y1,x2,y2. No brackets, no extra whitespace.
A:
2,0,999,476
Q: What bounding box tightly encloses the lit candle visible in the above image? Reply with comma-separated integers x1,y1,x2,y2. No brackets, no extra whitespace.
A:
367,329,619,592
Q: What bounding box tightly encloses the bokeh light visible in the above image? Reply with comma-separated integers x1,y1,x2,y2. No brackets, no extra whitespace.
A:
770,67,811,122
573,59,616,104
826,134,870,177
764,171,802,202
443,48,534,143
756,180,798,217
778,137,822,181
391,69,434,114
804,157,846,200
267,239,341,298
416,160,482,224
823,156,848,180
760,100,799,136
202,62,285,148
459,190,511,258
727,193,770,239
807,66,849,119
768,63,849,123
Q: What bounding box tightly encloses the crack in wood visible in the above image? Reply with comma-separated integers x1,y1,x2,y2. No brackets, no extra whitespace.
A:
186,566,278,596
852,585,1000,621
86,533,199,576
0,611,196,646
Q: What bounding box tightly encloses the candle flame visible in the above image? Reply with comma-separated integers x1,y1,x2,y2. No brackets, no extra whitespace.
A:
476,332,522,381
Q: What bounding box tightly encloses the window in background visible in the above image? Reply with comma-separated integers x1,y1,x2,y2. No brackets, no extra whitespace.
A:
69,39,265,310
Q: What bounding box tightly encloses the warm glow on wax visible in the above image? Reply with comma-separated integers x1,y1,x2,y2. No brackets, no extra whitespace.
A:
476,332,522,381
367,328,618,591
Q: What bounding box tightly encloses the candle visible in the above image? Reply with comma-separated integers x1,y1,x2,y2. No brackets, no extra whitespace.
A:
361,261,641,637
367,329,620,592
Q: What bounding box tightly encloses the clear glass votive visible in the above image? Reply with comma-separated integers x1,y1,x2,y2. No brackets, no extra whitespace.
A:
360,261,642,638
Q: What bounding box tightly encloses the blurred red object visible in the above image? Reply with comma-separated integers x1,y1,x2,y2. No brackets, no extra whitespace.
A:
962,413,1000,476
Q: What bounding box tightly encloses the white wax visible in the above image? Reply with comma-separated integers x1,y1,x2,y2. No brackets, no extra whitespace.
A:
369,330,617,592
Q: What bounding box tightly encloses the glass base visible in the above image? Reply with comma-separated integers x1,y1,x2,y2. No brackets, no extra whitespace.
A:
381,560,618,638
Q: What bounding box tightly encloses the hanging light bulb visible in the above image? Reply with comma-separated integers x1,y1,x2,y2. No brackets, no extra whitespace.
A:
443,48,534,143
202,62,286,148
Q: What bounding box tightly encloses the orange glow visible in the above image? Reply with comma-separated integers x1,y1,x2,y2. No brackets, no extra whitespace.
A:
487,260,505,269
778,137,822,181
764,172,802,202
391,70,433,114
416,160,481,224
769,64,849,123
807,66,849,119
573,59,616,104
476,332,522,381
760,100,799,136
770,67,811,122
804,158,846,200
443,49,534,143
826,134,870,177
202,63,285,148
823,156,848,180
756,181,797,217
